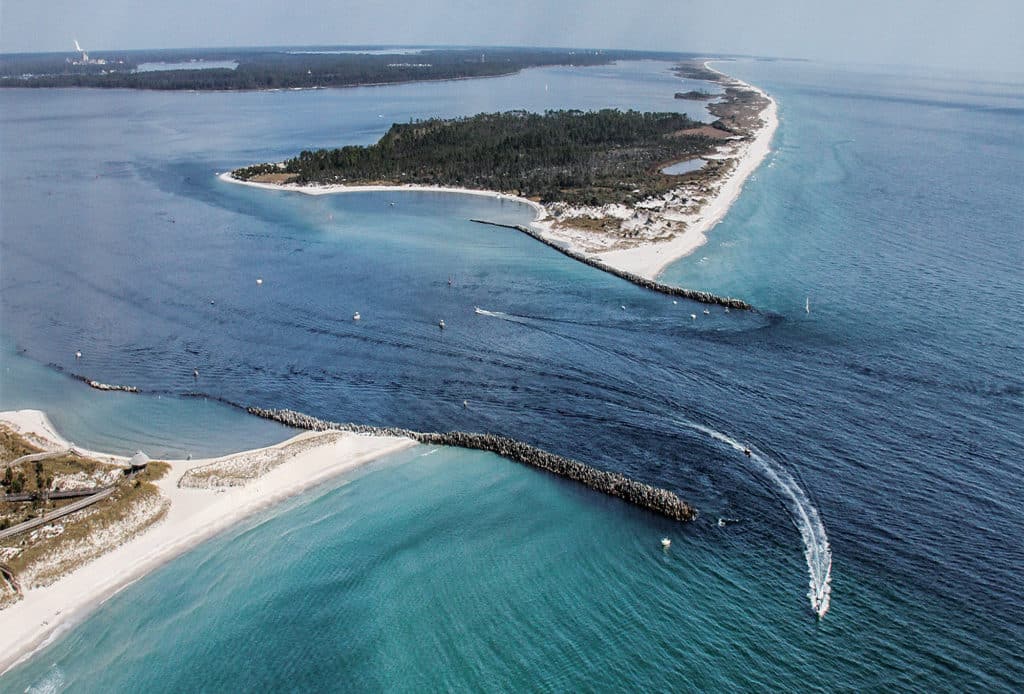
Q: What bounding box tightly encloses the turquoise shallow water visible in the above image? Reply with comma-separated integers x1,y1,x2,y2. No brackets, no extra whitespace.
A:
1,58,1022,690
4,447,829,692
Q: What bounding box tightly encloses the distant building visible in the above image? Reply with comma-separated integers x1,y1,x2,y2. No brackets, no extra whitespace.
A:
71,39,106,66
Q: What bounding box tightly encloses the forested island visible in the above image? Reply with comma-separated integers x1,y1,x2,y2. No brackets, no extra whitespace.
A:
674,90,715,100
233,109,731,205
228,59,775,286
0,46,695,90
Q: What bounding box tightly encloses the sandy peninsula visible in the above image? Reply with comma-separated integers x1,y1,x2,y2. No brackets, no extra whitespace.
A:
220,62,777,283
0,409,416,675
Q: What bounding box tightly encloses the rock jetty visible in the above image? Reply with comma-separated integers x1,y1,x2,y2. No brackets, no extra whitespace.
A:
72,375,139,393
470,219,751,310
247,407,698,522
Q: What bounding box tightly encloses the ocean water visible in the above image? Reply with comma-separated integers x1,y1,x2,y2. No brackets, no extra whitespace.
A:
1,58,1022,691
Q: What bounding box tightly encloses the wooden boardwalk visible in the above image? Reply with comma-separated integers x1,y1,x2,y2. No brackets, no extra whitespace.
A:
0,486,116,542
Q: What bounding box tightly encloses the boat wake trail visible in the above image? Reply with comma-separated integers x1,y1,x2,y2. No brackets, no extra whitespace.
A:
473,307,533,324
681,419,832,619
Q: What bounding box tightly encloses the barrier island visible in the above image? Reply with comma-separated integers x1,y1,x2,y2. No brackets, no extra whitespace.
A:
229,61,777,287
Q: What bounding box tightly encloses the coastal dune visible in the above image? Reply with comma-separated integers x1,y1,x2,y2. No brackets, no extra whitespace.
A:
0,410,416,675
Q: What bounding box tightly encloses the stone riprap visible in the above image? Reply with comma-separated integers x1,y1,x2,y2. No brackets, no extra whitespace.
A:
247,407,698,522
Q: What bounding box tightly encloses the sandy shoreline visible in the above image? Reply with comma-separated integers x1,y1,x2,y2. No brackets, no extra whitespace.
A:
589,63,778,278
220,62,777,283
218,172,549,219
0,409,416,675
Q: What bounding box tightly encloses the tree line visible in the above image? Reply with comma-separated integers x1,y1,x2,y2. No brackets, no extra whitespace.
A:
0,47,695,91
236,109,721,205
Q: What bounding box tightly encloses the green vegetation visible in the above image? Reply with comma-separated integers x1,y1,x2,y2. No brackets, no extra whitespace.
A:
3,462,170,584
0,47,694,91
0,425,172,593
674,90,715,100
235,109,721,205
0,425,169,540
673,63,722,82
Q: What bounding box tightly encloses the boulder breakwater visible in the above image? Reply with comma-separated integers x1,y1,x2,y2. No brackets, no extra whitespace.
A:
470,219,752,310
70,374,139,393
247,407,698,522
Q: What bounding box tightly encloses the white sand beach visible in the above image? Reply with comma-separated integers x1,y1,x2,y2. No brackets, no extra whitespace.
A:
218,172,548,218
590,69,778,279
220,64,777,284
0,409,416,675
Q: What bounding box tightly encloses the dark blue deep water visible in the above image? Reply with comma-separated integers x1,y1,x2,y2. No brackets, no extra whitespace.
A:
1,59,1022,691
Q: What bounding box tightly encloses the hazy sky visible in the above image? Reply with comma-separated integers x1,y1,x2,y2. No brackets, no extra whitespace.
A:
2,0,1021,71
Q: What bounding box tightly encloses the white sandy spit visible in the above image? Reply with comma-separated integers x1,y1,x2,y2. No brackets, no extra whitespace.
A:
219,64,777,284
0,409,415,675
596,80,777,278
217,172,548,218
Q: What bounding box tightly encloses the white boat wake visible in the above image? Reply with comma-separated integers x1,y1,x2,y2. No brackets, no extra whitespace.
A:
473,307,532,324
682,419,832,619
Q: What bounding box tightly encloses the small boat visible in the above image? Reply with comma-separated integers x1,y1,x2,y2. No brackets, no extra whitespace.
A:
448,275,453,286
725,307,730,313
193,369,199,378
474,307,484,314
661,538,671,549
690,314,697,320
805,297,811,314
703,309,710,315
743,447,752,457
353,312,361,321
673,300,678,305
75,351,82,359
256,278,263,285
462,400,468,408
438,319,446,329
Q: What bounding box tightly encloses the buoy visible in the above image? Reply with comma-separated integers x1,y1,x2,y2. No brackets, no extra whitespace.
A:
661,538,671,549
256,278,263,285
